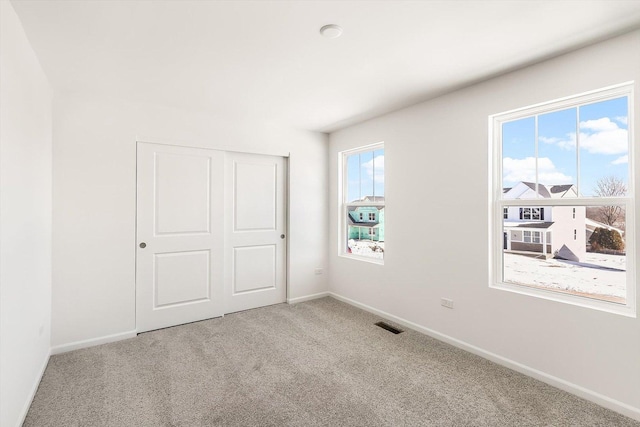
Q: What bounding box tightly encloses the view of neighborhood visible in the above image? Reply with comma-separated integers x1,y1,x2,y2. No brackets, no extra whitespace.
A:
502,180,626,303
345,148,385,260
501,94,629,304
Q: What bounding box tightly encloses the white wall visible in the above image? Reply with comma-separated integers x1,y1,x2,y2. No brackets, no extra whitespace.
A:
51,93,328,349
0,2,53,426
329,31,640,418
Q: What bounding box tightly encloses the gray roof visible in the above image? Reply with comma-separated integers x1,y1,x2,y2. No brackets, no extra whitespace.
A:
521,182,551,198
347,211,379,227
549,184,574,196
347,216,380,227
505,221,554,230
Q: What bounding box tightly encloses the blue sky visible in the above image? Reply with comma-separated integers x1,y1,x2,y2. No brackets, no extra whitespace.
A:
502,96,628,196
346,149,384,202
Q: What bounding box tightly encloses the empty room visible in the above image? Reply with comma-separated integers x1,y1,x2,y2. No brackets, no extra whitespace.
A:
3,0,640,425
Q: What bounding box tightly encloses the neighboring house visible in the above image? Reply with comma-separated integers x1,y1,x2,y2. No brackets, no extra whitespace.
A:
503,182,585,261
347,197,385,242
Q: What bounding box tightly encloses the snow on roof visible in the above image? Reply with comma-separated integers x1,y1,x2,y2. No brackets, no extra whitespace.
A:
505,182,576,199
359,196,385,202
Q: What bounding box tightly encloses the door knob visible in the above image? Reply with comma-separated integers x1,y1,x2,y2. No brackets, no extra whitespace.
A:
139,242,147,248
280,234,285,239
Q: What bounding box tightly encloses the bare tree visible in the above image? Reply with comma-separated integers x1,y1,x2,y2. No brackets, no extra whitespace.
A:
593,176,627,227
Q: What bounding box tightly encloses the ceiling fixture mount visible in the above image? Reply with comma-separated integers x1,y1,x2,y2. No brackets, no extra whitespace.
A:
320,24,343,39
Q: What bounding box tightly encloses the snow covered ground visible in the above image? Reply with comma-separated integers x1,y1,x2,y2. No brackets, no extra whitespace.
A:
503,252,626,301
348,240,384,260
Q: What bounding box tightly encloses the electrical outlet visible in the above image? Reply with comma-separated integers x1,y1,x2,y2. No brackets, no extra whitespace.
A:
441,298,454,309
314,268,323,275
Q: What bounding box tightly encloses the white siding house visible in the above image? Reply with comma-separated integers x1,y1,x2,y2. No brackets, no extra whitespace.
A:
503,182,585,261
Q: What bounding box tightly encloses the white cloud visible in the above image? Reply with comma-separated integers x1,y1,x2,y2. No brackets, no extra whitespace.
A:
539,136,561,145
503,156,573,185
580,127,628,155
538,117,627,155
614,116,628,125
362,155,384,183
581,118,619,132
611,155,628,165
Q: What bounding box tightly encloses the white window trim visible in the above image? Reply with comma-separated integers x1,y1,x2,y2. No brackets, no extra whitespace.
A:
489,82,636,317
339,142,385,265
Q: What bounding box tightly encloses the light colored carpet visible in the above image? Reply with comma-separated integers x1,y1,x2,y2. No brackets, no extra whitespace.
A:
25,297,639,426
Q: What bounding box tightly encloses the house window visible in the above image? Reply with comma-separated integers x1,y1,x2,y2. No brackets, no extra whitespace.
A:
523,231,542,244
503,207,508,219
519,207,544,220
492,83,635,315
341,143,384,262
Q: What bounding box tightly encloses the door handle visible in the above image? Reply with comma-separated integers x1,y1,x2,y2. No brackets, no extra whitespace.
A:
280,234,285,239
139,242,147,248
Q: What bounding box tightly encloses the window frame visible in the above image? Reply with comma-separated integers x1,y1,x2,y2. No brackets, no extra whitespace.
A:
489,82,636,317
339,142,385,264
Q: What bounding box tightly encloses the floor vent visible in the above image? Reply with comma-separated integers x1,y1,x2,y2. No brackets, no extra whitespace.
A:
375,321,403,334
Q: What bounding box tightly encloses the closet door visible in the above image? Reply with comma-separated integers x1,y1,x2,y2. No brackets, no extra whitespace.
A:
136,142,224,333
224,152,287,314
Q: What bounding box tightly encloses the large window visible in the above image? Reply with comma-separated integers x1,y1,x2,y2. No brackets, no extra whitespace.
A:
491,83,635,315
341,143,384,262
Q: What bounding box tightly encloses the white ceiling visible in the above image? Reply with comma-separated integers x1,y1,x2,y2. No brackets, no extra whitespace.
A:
11,0,640,133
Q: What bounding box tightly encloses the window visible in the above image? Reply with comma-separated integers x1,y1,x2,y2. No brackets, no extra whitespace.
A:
491,83,635,316
341,143,384,262
520,207,544,220
523,231,542,244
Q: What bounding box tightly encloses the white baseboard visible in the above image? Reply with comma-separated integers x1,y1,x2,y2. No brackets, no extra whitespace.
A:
51,330,137,355
17,350,50,427
328,292,640,422
287,291,329,304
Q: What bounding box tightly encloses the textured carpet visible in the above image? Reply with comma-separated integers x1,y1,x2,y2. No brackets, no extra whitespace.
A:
25,297,639,426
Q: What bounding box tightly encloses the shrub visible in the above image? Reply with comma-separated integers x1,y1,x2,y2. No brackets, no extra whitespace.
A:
589,227,624,251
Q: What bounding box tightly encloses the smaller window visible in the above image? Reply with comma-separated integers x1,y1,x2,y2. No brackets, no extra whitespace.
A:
573,208,576,219
342,143,384,262
574,229,577,240
519,207,544,220
523,231,542,243
503,207,508,219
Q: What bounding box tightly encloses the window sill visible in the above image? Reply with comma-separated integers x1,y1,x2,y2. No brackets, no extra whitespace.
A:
490,281,636,318
339,253,384,265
